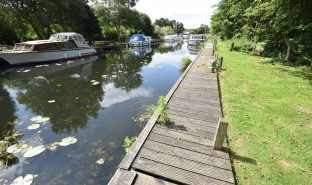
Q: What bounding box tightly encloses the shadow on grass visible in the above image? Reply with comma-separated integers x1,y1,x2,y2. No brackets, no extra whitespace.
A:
225,148,257,165
260,59,312,85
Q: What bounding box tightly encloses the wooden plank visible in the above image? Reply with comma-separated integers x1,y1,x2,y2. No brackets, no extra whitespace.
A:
213,118,229,150
136,148,235,183
169,109,219,123
168,118,217,133
134,172,177,185
108,169,137,185
169,105,222,118
175,88,220,96
143,140,232,170
155,124,214,139
147,133,229,160
169,114,219,128
152,126,213,145
118,49,203,170
170,95,220,107
169,98,221,112
132,158,233,185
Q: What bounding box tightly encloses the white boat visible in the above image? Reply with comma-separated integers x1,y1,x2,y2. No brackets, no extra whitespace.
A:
0,32,96,67
128,34,151,47
188,34,206,45
164,35,179,42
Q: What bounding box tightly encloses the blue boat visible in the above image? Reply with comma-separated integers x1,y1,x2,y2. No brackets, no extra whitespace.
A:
129,34,151,47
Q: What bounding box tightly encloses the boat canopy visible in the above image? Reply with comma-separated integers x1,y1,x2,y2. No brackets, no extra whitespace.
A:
130,34,146,42
49,32,89,48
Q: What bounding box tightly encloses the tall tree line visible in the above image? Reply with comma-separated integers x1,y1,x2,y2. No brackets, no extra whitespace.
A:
211,0,312,62
154,18,185,35
0,0,101,43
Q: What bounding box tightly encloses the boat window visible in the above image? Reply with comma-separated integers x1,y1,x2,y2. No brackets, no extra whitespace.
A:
22,45,33,51
58,35,68,40
131,36,145,41
33,43,59,51
50,34,58,40
72,36,79,41
13,44,23,51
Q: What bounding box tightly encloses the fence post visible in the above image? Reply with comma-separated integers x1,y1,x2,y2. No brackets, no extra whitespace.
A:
213,118,229,150
219,57,223,69
230,42,234,51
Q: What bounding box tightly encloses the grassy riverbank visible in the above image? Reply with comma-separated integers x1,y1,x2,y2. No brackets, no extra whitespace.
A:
218,40,312,184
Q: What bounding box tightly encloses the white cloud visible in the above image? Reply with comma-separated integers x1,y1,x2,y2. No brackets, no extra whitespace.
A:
100,84,154,108
135,0,220,29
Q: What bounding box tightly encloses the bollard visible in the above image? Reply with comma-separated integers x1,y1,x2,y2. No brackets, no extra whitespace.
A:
213,118,229,150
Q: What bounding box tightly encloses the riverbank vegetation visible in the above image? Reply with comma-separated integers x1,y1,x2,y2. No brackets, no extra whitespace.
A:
211,0,312,67
218,40,312,184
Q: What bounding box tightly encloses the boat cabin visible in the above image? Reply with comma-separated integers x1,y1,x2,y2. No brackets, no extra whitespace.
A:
13,33,89,52
189,34,206,41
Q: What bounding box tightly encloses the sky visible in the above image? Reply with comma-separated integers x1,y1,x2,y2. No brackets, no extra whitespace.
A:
135,0,220,29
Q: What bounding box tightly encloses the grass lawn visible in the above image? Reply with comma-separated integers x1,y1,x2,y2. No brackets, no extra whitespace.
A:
218,40,312,184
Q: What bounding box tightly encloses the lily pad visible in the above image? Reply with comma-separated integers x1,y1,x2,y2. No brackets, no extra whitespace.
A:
33,76,47,80
30,116,50,123
47,100,55,103
70,74,80,79
101,75,108,78
6,144,28,154
23,145,46,158
92,81,100,86
11,174,38,185
112,75,117,78
90,80,96,83
27,124,40,130
96,158,105,165
58,137,77,146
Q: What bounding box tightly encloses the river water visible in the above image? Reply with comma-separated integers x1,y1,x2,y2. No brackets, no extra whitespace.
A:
0,42,197,185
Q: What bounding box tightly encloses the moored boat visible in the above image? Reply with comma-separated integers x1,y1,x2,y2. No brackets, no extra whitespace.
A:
188,34,206,45
128,34,151,47
0,32,96,67
164,35,179,42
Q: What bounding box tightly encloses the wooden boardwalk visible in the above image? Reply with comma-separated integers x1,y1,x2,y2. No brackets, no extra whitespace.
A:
109,44,235,185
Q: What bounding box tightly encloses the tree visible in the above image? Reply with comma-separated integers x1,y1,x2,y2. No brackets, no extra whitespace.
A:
211,0,312,63
154,18,184,34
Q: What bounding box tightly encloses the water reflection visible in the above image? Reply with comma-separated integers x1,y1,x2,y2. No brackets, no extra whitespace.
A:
0,42,197,184
130,46,152,58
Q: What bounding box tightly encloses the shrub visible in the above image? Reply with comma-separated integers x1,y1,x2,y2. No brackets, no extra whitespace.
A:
157,96,170,125
181,57,192,71
123,136,137,153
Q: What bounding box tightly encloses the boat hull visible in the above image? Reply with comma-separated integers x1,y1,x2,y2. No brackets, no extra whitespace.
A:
129,41,150,47
0,48,96,67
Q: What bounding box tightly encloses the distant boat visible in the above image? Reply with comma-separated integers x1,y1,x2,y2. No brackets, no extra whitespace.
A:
129,34,151,47
164,35,180,42
188,34,206,45
0,32,96,67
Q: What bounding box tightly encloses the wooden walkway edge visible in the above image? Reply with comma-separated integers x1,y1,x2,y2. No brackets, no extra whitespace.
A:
108,44,235,185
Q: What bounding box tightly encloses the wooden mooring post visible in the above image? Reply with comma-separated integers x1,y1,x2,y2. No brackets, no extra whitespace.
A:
213,118,229,150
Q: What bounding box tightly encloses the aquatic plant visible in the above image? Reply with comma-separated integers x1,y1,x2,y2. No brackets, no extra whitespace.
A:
11,174,37,185
135,96,170,125
58,137,77,146
181,57,192,71
23,145,46,158
136,104,157,126
123,136,137,153
157,96,170,125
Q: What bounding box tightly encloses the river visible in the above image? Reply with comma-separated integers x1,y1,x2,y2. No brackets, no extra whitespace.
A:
0,42,197,185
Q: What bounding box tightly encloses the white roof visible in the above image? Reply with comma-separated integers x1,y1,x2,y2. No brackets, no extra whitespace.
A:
53,32,81,36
